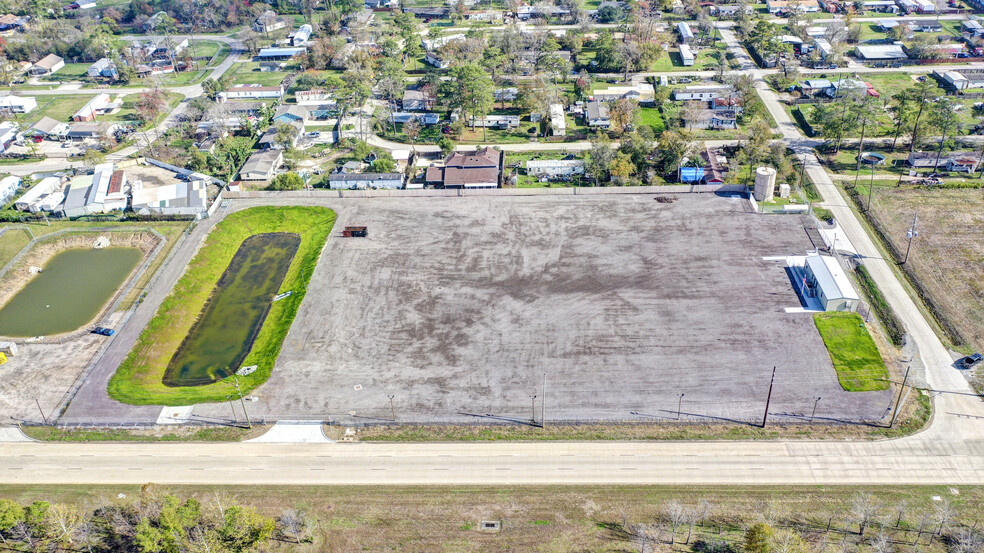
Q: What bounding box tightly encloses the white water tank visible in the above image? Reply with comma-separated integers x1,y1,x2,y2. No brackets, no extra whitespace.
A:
754,167,776,202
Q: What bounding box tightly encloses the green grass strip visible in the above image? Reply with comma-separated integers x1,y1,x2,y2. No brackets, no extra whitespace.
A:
813,312,890,392
108,206,335,405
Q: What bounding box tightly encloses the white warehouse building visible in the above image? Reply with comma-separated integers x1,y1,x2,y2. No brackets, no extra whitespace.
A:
804,254,860,312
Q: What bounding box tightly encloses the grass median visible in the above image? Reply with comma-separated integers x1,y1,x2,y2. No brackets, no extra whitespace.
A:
107,206,335,406
814,312,890,392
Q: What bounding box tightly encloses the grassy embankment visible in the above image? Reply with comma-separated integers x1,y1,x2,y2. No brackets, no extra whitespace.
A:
0,484,975,552
107,206,335,405
814,312,890,392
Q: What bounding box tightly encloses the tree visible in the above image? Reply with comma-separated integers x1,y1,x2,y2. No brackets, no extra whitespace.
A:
932,498,955,535
683,100,706,131
609,152,636,184
908,79,939,153
609,99,638,135
274,122,299,150
657,129,696,180
770,529,808,553
0,499,24,544
278,509,311,544
403,118,421,152
220,506,275,552
438,136,456,156
744,522,773,553
930,97,959,172
586,136,615,185
270,172,304,190
850,492,880,537
443,64,494,141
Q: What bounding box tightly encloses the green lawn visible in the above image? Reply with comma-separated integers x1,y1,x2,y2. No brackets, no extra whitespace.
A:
39,63,90,82
228,61,293,87
0,227,32,266
188,40,223,61
14,95,91,126
107,206,336,406
814,312,890,392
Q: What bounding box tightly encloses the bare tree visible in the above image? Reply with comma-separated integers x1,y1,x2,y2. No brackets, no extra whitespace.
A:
278,509,312,544
850,492,880,537
698,499,714,526
665,500,686,544
950,529,984,553
870,532,892,553
933,499,955,536
893,500,907,528
683,100,706,131
684,507,698,544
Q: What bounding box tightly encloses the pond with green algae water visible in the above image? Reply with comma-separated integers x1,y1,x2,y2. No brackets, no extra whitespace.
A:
163,232,301,387
0,247,142,337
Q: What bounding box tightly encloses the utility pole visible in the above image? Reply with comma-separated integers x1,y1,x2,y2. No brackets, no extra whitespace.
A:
890,366,911,428
810,396,821,422
761,367,776,428
388,394,395,421
35,399,47,424
530,394,537,426
902,211,919,264
867,163,875,211
234,377,251,430
541,373,546,427
677,393,684,420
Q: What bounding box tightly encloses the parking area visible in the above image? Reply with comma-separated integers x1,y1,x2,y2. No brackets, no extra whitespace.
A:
192,194,892,425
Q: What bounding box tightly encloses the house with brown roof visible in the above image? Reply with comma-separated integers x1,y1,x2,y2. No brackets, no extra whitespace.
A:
425,147,502,189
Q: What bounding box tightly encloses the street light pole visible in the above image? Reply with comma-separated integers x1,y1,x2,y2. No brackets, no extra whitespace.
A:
902,211,919,264
234,377,252,430
226,395,236,423
530,394,537,425
810,396,821,422
388,394,395,421
890,366,911,428
677,393,684,420
761,367,776,428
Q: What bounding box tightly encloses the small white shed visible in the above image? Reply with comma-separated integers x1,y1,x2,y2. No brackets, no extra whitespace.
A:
804,254,859,312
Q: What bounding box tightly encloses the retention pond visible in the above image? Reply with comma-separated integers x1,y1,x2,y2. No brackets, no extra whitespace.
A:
163,232,301,387
0,247,142,337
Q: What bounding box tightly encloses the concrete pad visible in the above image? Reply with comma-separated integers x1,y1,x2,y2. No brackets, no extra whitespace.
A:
819,227,859,256
156,405,195,425
0,426,36,442
247,421,333,443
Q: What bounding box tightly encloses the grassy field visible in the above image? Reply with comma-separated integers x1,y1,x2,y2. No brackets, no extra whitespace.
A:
108,207,335,406
814,312,890,392
864,187,984,351
21,425,261,442
38,63,91,82
0,484,975,552
14,95,91,126
0,227,32,266
228,61,293,87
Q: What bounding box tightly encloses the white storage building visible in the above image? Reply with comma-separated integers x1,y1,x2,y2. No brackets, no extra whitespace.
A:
0,95,37,113
804,254,859,312
14,177,62,211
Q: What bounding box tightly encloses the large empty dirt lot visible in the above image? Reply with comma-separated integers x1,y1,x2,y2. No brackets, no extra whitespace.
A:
196,194,892,425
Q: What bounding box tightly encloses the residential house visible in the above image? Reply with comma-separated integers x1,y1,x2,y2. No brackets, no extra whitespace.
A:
258,119,303,149
907,151,980,172
240,150,284,180
402,89,435,111
327,172,403,189
939,70,984,90
0,14,29,31
677,22,694,44
680,44,695,66
495,88,519,101
225,101,265,116
296,90,335,104
673,85,732,101
291,24,313,47
219,84,285,101
465,10,502,21
0,121,18,153
142,11,167,31
585,101,610,127
14,177,62,212
421,33,466,51
860,0,898,12
273,104,309,125
765,0,820,12
684,109,738,130
365,0,399,8
66,122,118,141
257,47,306,60
425,147,502,189
450,110,520,128
87,58,118,79
72,93,121,122
390,112,440,125
0,95,36,113
29,54,64,76
910,22,942,33
855,44,908,60
592,83,655,102
403,6,449,18
253,10,288,33
26,116,70,140
526,159,585,178
0,175,19,205
549,103,566,136
424,52,449,69
799,79,833,96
